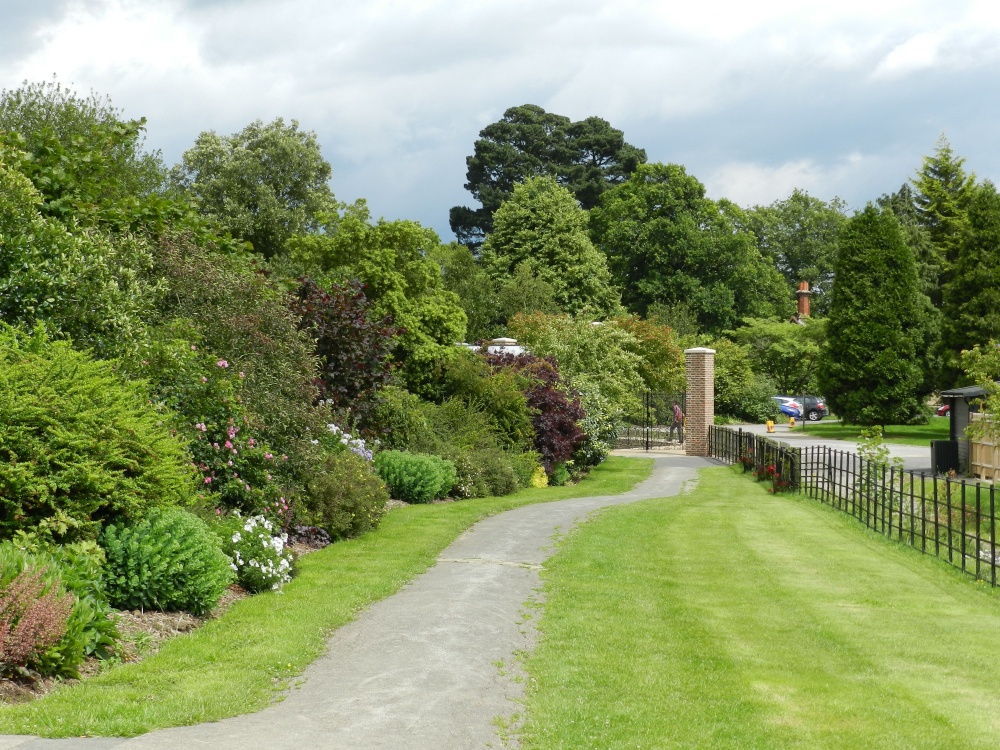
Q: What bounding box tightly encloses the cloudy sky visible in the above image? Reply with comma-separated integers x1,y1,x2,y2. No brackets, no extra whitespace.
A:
3,0,998,239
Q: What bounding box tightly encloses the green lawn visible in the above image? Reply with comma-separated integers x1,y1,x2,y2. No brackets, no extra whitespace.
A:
520,466,1000,750
0,457,652,738
799,417,949,446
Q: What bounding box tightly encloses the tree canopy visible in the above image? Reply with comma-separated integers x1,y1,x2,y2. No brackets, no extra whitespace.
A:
286,202,467,393
743,189,846,315
449,104,645,248
590,163,791,333
728,317,827,395
171,118,337,258
910,135,976,282
480,176,621,318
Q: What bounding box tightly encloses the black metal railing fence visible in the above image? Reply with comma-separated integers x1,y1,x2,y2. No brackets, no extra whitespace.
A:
709,425,1000,586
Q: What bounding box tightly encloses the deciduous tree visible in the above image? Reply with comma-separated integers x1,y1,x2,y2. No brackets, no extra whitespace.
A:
590,163,790,332
172,118,336,258
481,177,621,318
450,104,645,247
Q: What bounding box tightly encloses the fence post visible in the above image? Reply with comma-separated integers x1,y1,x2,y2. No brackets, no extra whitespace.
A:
684,347,715,457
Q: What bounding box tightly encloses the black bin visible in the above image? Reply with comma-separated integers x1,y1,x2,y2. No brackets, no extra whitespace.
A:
931,439,959,475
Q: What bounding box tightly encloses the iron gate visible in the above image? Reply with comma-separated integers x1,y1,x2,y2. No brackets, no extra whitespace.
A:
615,392,686,450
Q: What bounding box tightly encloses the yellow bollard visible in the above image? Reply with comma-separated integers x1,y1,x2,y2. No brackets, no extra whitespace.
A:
789,416,796,429
766,420,775,433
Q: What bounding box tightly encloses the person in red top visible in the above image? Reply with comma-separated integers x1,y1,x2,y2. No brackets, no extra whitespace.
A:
670,400,684,444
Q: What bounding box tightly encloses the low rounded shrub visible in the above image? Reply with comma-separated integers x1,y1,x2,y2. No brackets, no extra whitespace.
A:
301,450,388,539
212,513,294,593
100,507,234,615
374,450,456,504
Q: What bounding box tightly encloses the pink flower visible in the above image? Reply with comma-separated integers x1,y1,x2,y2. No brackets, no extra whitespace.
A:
225,440,233,449
217,359,229,368
248,438,256,447
245,483,251,491
204,477,212,484
195,422,207,432
201,376,208,383
215,508,221,515
265,452,274,460
191,345,197,351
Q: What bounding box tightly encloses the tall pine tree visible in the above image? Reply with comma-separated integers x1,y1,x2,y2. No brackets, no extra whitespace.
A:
818,205,925,425
939,182,1000,385
910,135,976,293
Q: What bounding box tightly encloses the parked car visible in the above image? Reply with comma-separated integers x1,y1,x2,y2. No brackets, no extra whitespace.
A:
775,395,830,421
771,396,801,419
936,403,950,417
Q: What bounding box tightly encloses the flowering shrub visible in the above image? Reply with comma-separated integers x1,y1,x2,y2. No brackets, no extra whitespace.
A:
315,422,374,462
215,513,294,593
135,325,293,521
738,450,755,472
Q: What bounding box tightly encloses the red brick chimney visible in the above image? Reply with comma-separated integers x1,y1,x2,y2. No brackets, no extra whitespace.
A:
796,281,811,319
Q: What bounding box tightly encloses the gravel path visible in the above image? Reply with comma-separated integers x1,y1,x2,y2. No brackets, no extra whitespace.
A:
0,455,710,750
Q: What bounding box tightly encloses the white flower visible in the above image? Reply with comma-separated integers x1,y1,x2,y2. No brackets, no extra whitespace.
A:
232,533,242,544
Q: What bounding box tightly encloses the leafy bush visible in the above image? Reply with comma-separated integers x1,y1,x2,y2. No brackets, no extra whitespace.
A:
374,451,456,504
100,507,234,615
213,514,294,593
291,277,398,424
152,233,320,460
484,352,585,473
712,338,779,423
548,463,572,487
367,386,440,452
438,352,534,451
0,541,117,677
301,451,389,539
0,325,196,542
0,149,163,360
0,567,73,675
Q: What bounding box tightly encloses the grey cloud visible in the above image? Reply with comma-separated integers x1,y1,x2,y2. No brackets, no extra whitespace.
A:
0,0,74,65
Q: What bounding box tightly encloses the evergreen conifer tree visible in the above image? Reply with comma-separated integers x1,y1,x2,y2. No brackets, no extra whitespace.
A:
818,205,925,425
939,182,1000,385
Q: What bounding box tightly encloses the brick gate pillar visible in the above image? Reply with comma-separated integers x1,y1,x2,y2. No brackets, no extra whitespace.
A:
685,347,715,457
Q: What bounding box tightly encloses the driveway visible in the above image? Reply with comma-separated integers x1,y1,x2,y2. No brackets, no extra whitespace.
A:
736,423,933,474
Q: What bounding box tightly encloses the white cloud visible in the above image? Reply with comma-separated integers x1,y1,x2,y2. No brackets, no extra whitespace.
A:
704,152,902,210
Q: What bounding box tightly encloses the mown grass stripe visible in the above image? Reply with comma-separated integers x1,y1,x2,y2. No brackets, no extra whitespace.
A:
521,466,1000,750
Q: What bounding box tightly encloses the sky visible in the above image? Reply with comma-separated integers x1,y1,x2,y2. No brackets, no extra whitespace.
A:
3,0,999,240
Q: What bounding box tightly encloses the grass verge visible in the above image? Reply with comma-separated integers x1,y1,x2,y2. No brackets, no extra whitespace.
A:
801,418,949,446
520,465,1000,750
0,456,653,738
